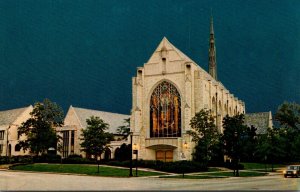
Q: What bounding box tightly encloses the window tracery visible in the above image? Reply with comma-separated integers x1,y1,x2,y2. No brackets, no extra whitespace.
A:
150,81,181,137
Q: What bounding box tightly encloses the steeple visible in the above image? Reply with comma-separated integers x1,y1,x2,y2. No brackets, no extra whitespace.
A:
208,14,217,80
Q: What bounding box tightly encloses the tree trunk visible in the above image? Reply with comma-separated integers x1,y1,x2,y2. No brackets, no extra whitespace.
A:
97,155,100,173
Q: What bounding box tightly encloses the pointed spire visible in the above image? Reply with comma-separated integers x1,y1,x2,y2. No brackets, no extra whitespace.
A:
210,9,214,35
208,12,217,80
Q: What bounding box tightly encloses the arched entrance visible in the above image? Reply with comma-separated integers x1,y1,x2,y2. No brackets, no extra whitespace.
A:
104,148,111,160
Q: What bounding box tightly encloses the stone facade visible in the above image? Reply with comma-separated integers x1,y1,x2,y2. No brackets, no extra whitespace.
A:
0,106,33,157
130,37,245,161
245,111,273,134
57,106,130,159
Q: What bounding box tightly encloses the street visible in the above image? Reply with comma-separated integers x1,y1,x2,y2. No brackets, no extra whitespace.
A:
1,170,300,191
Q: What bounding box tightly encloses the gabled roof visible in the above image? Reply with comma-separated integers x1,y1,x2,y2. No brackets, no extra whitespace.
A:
244,112,273,134
146,37,217,82
0,106,31,126
70,107,130,134
147,37,197,64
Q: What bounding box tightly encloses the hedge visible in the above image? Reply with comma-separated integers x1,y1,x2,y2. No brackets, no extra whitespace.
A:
0,155,33,164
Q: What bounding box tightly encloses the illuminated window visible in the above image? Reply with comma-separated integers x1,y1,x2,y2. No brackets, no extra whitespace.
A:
62,131,69,158
150,81,181,137
71,131,75,155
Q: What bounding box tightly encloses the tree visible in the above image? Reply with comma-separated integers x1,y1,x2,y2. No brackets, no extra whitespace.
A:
222,114,247,176
187,109,220,166
18,99,64,156
240,125,257,162
116,118,130,139
81,116,114,172
255,128,286,171
275,102,300,130
274,102,300,162
114,143,131,161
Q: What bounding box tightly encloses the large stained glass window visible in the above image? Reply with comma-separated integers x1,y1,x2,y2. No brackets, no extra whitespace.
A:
150,81,181,137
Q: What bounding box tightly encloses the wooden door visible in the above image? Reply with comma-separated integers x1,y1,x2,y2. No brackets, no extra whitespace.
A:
156,150,173,162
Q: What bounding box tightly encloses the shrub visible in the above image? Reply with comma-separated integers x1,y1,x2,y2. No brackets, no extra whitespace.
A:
0,156,9,164
114,143,131,161
0,155,33,164
105,160,130,167
62,155,95,164
67,154,82,158
33,154,61,163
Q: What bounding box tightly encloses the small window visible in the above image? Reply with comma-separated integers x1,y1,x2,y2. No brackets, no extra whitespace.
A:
0,144,3,154
0,131,4,140
15,144,21,152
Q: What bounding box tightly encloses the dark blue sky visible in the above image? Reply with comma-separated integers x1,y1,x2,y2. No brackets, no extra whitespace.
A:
0,0,299,115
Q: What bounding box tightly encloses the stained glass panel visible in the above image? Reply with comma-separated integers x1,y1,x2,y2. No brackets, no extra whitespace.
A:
150,81,181,137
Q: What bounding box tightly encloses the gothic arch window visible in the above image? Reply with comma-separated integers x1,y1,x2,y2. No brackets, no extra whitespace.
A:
104,147,111,160
150,81,181,137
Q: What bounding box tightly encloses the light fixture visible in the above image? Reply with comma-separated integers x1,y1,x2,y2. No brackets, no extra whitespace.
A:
183,141,188,149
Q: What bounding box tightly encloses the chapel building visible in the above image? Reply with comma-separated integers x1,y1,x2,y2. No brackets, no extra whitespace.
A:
57,106,130,159
0,106,33,157
130,17,245,161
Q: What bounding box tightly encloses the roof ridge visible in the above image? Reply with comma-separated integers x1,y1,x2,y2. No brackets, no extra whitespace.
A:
72,106,129,116
0,106,30,113
0,106,32,126
68,106,84,128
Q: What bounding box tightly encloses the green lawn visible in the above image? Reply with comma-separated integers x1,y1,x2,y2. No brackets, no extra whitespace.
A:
207,167,223,172
242,162,285,171
10,164,165,177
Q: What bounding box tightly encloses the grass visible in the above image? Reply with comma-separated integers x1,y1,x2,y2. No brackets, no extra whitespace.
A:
242,162,285,171
10,163,165,177
207,167,223,172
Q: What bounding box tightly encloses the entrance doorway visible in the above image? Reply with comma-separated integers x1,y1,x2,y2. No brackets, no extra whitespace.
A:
104,148,111,160
156,150,173,162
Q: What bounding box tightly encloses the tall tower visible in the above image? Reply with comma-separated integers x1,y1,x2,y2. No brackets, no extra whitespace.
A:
208,15,217,80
